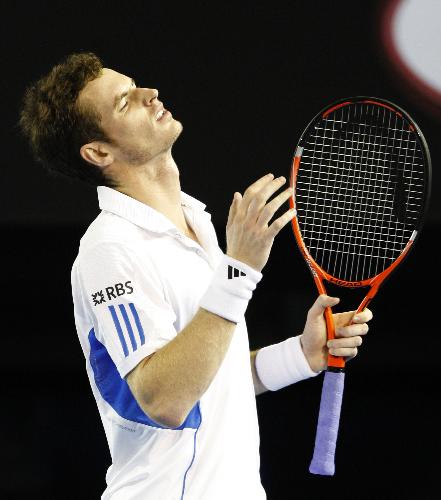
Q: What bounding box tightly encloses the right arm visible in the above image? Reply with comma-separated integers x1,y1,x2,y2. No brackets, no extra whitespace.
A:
127,308,236,428
127,174,294,428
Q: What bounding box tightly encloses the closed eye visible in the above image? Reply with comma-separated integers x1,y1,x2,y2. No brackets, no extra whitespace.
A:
118,80,136,112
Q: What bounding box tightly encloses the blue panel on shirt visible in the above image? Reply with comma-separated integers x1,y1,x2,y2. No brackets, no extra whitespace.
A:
88,329,201,430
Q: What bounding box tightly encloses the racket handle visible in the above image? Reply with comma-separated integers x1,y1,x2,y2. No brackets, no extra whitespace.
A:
309,369,345,476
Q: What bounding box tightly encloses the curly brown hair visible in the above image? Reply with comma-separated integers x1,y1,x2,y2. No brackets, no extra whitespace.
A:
19,52,116,187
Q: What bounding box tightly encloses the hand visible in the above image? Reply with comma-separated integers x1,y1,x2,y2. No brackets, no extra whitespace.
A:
226,173,295,272
300,294,373,373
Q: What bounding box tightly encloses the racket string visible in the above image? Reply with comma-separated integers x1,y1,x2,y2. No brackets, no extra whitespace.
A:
295,102,426,282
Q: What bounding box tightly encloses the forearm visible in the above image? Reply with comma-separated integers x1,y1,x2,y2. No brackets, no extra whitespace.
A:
128,308,236,427
129,175,295,425
250,350,268,396
250,298,373,397
251,336,321,395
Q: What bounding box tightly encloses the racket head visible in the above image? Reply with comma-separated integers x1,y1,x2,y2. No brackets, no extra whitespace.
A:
290,96,431,288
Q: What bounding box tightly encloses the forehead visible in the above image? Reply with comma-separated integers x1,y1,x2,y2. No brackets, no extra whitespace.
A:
78,68,131,114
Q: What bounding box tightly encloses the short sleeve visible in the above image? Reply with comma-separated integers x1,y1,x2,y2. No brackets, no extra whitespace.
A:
77,241,177,378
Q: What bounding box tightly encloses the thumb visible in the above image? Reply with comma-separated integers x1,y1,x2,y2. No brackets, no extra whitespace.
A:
227,192,242,229
308,294,340,318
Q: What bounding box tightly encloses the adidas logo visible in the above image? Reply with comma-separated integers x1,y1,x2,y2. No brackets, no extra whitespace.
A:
228,265,246,279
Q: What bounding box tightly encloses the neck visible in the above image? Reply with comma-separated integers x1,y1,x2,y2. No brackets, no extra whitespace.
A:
112,151,190,234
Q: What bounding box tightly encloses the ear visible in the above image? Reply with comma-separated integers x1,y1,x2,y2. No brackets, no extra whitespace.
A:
80,142,114,169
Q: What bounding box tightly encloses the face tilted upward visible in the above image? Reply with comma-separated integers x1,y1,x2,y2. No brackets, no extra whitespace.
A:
78,68,183,166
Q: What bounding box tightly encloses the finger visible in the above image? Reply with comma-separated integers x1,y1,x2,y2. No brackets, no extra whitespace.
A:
335,323,369,338
244,176,286,215
226,192,242,229
242,173,275,207
307,294,340,319
352,308,373,323
333,307,372,328
267,206,296,238
328,336,363,350
328,346,359,358
257,186,293,227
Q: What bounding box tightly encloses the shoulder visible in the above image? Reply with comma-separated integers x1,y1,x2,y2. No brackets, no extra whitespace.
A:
80,211,143,249
73,212,153,277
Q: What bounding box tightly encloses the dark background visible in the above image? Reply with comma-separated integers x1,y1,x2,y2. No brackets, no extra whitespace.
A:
2,1,440,499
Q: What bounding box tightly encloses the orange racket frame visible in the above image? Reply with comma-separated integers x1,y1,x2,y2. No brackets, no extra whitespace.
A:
290,150,418,369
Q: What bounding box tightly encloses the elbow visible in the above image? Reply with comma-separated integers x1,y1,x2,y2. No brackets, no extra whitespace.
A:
127,368,194,429
151,411,186,429
140,399,189,429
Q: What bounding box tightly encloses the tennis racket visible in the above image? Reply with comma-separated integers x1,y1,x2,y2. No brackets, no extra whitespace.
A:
289,97,431,476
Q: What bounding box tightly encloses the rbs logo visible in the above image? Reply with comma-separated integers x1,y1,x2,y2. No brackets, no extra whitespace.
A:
92,281,134,306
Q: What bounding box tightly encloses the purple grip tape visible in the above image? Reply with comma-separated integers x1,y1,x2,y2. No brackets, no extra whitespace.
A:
309,370,345,476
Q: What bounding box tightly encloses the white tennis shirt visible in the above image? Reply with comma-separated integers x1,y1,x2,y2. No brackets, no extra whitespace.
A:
71,186,266,499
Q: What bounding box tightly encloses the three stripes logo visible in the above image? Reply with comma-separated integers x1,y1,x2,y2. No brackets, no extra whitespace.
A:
228,265,247,279
108,303,145,357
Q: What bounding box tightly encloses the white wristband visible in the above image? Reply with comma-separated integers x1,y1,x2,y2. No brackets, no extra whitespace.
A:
255,336,320,391
199,254,262,323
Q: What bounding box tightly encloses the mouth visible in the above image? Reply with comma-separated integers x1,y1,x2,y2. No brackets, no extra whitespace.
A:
155,107,168,121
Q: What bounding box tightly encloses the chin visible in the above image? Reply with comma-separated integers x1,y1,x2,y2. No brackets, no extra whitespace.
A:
170,120,183,143
174,118,183,133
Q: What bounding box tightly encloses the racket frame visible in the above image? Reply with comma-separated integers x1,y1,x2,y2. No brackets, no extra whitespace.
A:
289,96,431,369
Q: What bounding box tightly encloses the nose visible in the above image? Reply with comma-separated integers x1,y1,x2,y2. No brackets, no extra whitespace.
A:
140,88,158,106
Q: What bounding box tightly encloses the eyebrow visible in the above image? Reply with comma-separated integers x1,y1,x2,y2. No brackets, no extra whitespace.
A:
114,78,136,110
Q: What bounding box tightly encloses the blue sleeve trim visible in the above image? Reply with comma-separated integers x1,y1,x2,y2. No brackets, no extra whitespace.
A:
129,303,146,346
108,305,129,357
88,328,201,430
118,304,138,351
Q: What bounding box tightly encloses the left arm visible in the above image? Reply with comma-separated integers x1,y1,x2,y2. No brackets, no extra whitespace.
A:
250,349,268,395
250,294,373,395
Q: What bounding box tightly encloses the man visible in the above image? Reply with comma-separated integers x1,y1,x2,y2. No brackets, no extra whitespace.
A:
19,52,372,499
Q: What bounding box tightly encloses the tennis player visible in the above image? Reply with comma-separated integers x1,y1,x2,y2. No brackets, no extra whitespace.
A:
19,52,372,500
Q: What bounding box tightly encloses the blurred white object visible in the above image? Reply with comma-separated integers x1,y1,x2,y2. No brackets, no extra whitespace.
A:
382,0,441,109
